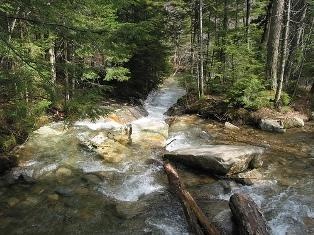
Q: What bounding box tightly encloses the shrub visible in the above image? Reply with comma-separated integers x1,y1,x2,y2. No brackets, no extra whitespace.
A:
228,77,267,110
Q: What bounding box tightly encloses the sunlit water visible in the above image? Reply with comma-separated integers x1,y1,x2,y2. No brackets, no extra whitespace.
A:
1,78,313,234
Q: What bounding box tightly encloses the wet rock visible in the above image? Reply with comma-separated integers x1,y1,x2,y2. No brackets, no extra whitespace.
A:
259,119,286,133
212,209,237,235
283,117,305,128
55,187,73,197
97,140,129,163
132,118,168,147
164,145,265,175
303,217,314,234
250,155,264,168
225,122,240,130
107,106,148,124
0,173,17,186
55,167,72,178
18,173,36,185
233,169,263,185
134,132,167,148
0,155,18,175
7,197,20,207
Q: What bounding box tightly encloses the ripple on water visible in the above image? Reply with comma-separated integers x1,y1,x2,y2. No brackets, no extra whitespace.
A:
74,120,122,130
97,166,164,202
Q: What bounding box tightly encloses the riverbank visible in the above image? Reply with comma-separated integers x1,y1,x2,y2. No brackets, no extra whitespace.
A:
167,91,312,129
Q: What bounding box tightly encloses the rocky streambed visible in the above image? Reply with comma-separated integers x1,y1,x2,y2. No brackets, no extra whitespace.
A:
0,78,313,235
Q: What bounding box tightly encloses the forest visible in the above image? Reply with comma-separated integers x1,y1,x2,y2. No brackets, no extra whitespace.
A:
0,0,313,234
0,0,313,152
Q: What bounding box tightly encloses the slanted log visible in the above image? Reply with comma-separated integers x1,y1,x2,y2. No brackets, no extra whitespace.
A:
229,193,270,235
164,162,220,235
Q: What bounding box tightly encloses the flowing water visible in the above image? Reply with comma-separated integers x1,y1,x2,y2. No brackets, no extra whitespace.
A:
0,78,313,234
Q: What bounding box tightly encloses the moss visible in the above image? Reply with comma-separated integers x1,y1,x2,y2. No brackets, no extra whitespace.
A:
0,135,16,153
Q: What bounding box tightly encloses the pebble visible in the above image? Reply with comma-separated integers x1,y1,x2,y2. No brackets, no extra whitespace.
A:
48,194,59,201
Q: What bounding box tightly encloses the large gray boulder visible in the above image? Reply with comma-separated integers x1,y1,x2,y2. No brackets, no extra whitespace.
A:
164,145,265,175
259,119,286,133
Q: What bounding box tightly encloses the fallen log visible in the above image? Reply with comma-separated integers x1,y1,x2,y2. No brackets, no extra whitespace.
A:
163,162,220,235
229,193,270,235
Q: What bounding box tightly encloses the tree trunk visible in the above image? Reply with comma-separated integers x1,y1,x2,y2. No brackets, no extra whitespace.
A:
164,163,220,235
48,42,57,84
261,1,273,45
275,0,291,107
245,0,251,48
199,0,204,97
229,193,270,235
64,40,70,102
266,0,285,90
284,0,307,85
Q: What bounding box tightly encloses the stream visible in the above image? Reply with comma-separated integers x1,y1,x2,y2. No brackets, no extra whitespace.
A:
0,79,313,234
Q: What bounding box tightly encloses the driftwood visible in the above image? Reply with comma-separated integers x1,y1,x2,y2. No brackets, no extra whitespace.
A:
229,193,270,235
163,162,220,235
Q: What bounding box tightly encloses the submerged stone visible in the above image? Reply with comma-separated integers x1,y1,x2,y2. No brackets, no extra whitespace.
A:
7,197,20,207
55,167,72,178
55,187,73,197
164,145,265,175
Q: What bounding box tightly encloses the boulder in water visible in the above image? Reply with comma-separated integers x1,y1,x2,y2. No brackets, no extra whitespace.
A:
164,145,265,175
96,139,130,163
283,116,305,128
212,209,237,235
259,119,286,133
233,169,264,185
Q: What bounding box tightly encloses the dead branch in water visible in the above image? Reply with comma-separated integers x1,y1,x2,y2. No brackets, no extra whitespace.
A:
163,162,220,235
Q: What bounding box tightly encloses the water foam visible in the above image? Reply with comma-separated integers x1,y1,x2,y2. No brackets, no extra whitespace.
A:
97,166,163,202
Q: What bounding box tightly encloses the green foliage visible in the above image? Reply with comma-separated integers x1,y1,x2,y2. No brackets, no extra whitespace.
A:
0,134,16,153
0,0,172,152
228,77,267,110
281,92,291,106
63,89,106,123
105,67,130,81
